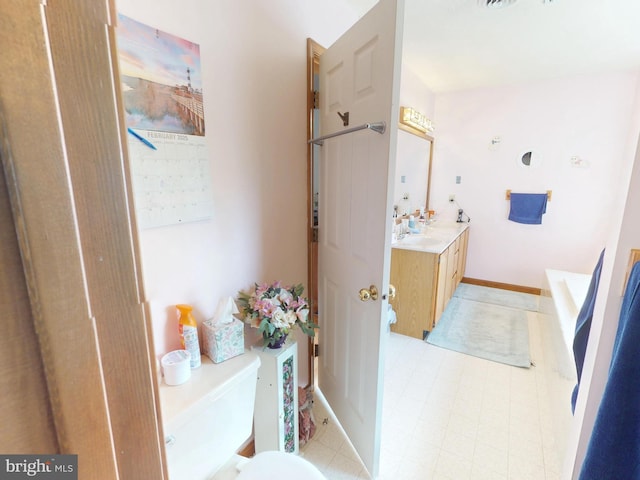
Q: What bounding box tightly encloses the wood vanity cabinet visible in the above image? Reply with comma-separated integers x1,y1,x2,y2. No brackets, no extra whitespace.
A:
390,227,469,340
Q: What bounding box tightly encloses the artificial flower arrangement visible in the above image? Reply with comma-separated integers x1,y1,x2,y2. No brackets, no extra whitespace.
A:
236,281,318,348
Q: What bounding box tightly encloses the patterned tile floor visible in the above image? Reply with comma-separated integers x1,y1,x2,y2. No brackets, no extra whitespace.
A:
300,311,566,480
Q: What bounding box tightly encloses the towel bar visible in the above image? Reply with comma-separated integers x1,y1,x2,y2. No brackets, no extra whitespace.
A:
506,190,552,201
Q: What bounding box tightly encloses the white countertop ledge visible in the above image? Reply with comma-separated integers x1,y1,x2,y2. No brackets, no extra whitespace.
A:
391,221,469,254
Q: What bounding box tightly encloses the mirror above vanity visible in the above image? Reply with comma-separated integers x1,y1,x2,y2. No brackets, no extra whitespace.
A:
394,106,434,216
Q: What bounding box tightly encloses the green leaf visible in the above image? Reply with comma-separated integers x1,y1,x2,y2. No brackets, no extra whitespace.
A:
292,283,304,297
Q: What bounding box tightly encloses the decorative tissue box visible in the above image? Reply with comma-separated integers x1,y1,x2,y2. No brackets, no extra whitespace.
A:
202,318,245,363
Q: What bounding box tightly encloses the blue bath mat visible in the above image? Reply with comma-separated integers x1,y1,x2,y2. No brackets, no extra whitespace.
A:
454,283,540,312
426,296,531,368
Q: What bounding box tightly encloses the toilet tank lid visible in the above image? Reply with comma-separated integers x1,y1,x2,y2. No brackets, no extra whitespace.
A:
159,351,260,429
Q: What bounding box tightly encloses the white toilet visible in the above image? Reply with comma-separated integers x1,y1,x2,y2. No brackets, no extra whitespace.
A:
159,352,326,480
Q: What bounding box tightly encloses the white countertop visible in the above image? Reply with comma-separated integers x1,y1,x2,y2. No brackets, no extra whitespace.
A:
391,221,469,254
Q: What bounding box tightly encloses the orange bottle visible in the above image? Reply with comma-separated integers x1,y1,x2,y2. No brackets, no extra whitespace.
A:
176,304,201,369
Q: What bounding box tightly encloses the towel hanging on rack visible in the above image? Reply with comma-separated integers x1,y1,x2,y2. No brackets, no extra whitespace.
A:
571,248,605,413
578,260,640,479
508,192,548,224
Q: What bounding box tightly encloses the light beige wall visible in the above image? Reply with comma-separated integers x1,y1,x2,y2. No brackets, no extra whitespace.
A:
115,0,359,385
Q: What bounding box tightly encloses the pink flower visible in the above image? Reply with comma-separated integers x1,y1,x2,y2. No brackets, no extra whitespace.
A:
291,297,308,310
254,298,275,318
254,283,269,298
236,281,317,345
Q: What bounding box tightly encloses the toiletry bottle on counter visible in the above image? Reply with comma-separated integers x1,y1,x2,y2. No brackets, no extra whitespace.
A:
176,304,201,369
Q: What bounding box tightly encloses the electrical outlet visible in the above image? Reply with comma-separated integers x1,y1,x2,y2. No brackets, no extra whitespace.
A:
449,194,455,203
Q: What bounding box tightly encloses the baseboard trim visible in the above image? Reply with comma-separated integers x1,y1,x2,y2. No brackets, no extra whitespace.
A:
461,277,541,296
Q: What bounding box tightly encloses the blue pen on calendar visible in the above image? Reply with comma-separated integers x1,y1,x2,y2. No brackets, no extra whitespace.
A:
127,127,157,150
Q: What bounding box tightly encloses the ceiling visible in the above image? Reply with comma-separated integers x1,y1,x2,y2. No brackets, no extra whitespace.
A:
342,0,640,93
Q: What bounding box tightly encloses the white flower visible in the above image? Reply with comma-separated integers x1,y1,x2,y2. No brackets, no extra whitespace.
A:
296,308,309,323
270,297,281,307
278,289,293,306
271,308,289,328
284,311,298,327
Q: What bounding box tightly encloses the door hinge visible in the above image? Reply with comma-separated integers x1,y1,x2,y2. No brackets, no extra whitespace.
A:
314,344,319,357
312,90,319,109
312,226,319,243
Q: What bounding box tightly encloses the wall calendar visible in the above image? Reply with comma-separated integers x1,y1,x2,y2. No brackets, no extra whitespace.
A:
117,14,212,229
126,130,212,229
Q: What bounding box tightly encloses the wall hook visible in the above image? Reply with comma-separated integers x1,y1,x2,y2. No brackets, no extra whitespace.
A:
337,111,349,126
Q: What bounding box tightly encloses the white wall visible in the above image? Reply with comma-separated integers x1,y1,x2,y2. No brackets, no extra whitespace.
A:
431,72,640,288
116,0,360,385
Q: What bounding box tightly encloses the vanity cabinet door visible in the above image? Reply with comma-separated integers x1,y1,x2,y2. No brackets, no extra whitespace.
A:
433,248,449,327
445,236,460,303
457,228,469,285
390,249,439,339
434,230,467,327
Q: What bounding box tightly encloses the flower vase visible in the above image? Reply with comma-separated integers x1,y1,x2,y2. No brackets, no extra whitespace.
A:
267,331,288,349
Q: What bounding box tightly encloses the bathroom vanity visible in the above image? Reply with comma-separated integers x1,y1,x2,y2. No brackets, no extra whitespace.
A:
390,222,469,339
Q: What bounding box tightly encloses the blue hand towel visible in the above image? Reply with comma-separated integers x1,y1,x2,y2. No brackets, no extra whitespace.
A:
578,261,640,480
571,249,605,413
508,193,548,224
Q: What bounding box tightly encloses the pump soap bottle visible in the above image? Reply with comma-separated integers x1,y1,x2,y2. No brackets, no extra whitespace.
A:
176,304,201,369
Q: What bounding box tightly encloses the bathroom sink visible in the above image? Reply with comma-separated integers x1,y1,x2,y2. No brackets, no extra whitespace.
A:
395,235,443,246
426,222,462,232
393,223,468,253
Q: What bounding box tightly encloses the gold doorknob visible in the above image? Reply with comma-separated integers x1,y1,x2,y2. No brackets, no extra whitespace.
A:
358,285,379,302
388,284,396,300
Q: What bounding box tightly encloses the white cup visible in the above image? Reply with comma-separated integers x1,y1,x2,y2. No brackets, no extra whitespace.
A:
161,350,192,386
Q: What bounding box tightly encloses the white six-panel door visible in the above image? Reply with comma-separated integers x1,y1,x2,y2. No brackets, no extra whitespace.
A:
317,0,404,477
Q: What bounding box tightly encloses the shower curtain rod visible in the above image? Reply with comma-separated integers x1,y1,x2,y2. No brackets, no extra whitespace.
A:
308,121,386,146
